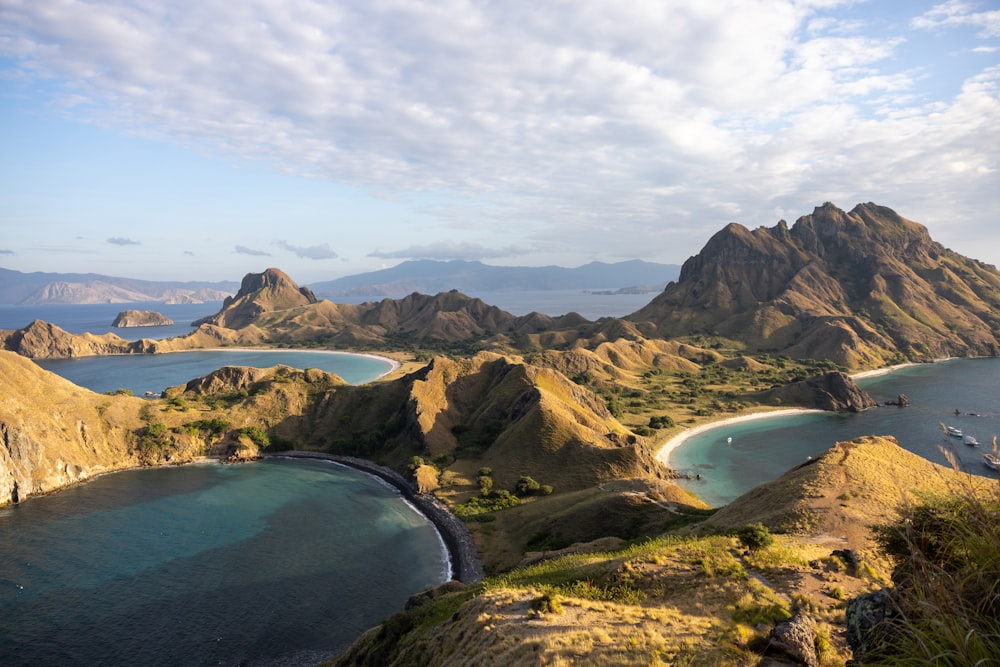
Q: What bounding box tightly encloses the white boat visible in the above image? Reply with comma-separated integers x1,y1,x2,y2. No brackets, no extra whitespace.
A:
947,426,963,438
963,435,979,446
983,454,1000,471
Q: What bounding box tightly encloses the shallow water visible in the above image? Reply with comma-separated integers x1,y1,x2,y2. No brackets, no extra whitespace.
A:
671,358,1000,506
0,458,448,666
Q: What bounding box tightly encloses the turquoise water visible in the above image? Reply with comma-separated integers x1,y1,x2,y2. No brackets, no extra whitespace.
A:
36,349,394,395
0,458,448,666
671,358,1000,506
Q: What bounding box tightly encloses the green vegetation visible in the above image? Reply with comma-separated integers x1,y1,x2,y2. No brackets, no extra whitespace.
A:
238,426,270,448
736,523,775,552
867,482,1000,665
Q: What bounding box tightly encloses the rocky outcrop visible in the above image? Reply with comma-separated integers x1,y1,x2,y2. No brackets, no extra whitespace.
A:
762,371,878,411
628,202,1000,368
112,310,174,327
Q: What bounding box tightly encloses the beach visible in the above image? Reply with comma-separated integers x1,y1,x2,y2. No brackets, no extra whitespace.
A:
655,362,924,469
655,409,824,469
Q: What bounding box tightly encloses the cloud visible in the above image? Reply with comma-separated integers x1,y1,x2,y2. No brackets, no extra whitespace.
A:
913,1,1000,38
107,237,140,246
235,245,270,257
1,1,998,264
370,242,528,261
0,248,14,255
277,241,338,260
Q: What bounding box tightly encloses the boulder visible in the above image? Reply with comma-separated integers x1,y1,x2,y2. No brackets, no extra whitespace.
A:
766,611,818,667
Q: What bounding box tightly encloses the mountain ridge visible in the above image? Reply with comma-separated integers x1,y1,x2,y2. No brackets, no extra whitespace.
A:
628,202,1000,367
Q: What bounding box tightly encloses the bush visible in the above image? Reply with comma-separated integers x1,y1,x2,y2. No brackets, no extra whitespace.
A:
648,415,675,429
239,426,270,448
515,476,541,496
737,523,775,552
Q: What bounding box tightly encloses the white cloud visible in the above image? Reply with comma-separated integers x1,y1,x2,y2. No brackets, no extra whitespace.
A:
1,0,998,265
913,1,1000,38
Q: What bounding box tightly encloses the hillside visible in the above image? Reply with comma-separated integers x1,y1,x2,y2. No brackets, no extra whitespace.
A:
628,203,1000,367
330,435,990,666
307,259,680,297
0,267,236,304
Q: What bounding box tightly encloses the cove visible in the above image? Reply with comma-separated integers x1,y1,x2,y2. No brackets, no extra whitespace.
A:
0,458,449,666
669,358,1000,507
36,348,397,395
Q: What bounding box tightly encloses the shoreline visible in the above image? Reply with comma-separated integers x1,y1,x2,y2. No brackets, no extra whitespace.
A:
654,359,922,469
152,346,403,382
655,408,824,469
266,451,485,585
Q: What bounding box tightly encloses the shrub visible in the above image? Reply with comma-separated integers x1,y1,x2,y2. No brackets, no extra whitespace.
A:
648,415,675,429
239,426,270,448
530,591,564,615
515,476,542,496
737,523,775,552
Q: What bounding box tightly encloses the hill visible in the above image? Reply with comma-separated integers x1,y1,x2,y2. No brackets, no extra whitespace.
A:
307,259,680,297
628,202,1000,367
0,267,237,305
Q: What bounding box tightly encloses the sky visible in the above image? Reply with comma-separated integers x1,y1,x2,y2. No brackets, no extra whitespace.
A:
0,0,998,283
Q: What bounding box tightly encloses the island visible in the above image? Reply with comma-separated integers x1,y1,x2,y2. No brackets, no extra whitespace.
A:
111,309,174,327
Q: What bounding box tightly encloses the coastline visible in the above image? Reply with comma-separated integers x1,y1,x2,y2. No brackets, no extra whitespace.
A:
655,409,824,469
266,451,485,585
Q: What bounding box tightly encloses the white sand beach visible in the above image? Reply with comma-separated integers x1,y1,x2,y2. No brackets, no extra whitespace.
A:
655,408,823,468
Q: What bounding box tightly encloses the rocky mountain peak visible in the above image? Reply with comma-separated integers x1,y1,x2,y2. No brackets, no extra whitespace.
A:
629,202,1000,367
234,267,317,304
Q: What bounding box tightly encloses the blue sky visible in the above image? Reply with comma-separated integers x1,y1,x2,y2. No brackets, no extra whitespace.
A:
1,0,998,283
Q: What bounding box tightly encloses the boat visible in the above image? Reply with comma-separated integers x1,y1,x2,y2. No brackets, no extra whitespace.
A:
947,426,963,438
983,454,1000,471
963,435,979,446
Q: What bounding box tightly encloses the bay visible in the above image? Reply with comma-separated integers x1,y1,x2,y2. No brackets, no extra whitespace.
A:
0,458,449,666
670,358,1000,507
35,349,396,395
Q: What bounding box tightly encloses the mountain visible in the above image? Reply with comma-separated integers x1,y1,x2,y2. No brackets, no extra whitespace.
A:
0,267,238,304
307,259,680,297
192,267,591,346
628,202,1000,367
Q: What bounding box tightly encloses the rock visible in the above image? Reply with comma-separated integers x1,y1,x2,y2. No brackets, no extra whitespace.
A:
766,611,818,667
764,371,878,412
846,589,893,663
112,309,174,327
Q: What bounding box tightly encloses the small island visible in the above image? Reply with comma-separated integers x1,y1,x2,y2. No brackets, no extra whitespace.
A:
111,309,174,328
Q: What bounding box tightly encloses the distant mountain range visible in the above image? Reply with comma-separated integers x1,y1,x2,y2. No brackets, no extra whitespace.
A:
306,259,681,298
0,268,239,305
0,260,680,305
